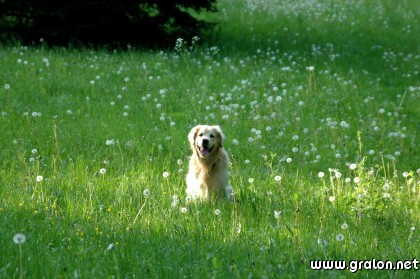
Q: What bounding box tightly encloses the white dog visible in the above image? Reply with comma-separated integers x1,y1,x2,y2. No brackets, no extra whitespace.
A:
186,125,234,200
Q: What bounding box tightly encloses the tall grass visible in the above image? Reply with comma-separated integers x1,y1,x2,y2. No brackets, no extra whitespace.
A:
1,0,419,277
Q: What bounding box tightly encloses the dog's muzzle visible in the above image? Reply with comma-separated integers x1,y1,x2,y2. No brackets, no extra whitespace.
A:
198,139,213,158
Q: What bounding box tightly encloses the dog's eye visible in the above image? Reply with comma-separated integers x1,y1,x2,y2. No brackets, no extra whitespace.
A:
199,133,203,137
210,134,215,138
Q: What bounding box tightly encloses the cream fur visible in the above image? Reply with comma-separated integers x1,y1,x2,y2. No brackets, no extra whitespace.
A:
186,125,233,200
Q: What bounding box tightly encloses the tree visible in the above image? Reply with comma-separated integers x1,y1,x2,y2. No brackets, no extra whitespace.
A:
0,0,217,47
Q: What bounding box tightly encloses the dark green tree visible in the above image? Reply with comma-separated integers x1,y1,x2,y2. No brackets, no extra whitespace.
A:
0,0,217,47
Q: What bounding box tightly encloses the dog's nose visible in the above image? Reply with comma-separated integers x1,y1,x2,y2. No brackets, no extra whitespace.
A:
202,139,209,145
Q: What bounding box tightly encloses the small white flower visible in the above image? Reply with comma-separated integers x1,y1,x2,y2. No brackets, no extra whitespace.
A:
349,163,357,170
341,222,348,230
336,233,345,241
274,210,281,219
274,175,281,182
180,207,187,213
36,175,43,182
383,193,391,199
237,223,242,234
31,148,38,154
318,172,325,178
162,172,169,178
106,139,115,145
340,121,349,128
329,196,335,202
353,177,360,183
13,233,26,244
143,189,150,197
286,157,292,163
99,168,106,174
106,243,115,251
214,209,221,216
177,159,183,165
248,178,254,183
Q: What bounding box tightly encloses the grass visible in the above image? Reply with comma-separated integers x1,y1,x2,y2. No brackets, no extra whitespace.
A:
0,0,419,277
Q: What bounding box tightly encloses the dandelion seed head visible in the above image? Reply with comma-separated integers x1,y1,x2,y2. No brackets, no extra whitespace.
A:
36,175,43,182
143,188,150,197
318,172,325,178
106,243,115,251
341,222,348,230
336,233,345,241
99,168,106,174
13,233,26,244
214,209,221,216
237,223,242,234
274,210,281,219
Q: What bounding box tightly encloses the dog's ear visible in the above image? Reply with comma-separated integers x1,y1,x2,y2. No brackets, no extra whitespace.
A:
188,125,201,148
214,125,225,147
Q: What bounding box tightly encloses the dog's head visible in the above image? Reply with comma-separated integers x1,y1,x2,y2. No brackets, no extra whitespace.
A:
188,125,224,159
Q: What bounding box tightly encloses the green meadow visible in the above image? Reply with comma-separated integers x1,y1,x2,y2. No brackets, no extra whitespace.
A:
1,0,419,277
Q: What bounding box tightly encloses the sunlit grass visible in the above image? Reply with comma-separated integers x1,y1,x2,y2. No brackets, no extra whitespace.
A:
1,0,419,277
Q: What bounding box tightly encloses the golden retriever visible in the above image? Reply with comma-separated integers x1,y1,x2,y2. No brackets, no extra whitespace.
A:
186,125,233,201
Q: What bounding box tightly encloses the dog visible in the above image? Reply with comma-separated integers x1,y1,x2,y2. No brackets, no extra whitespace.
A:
186,125,234,201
